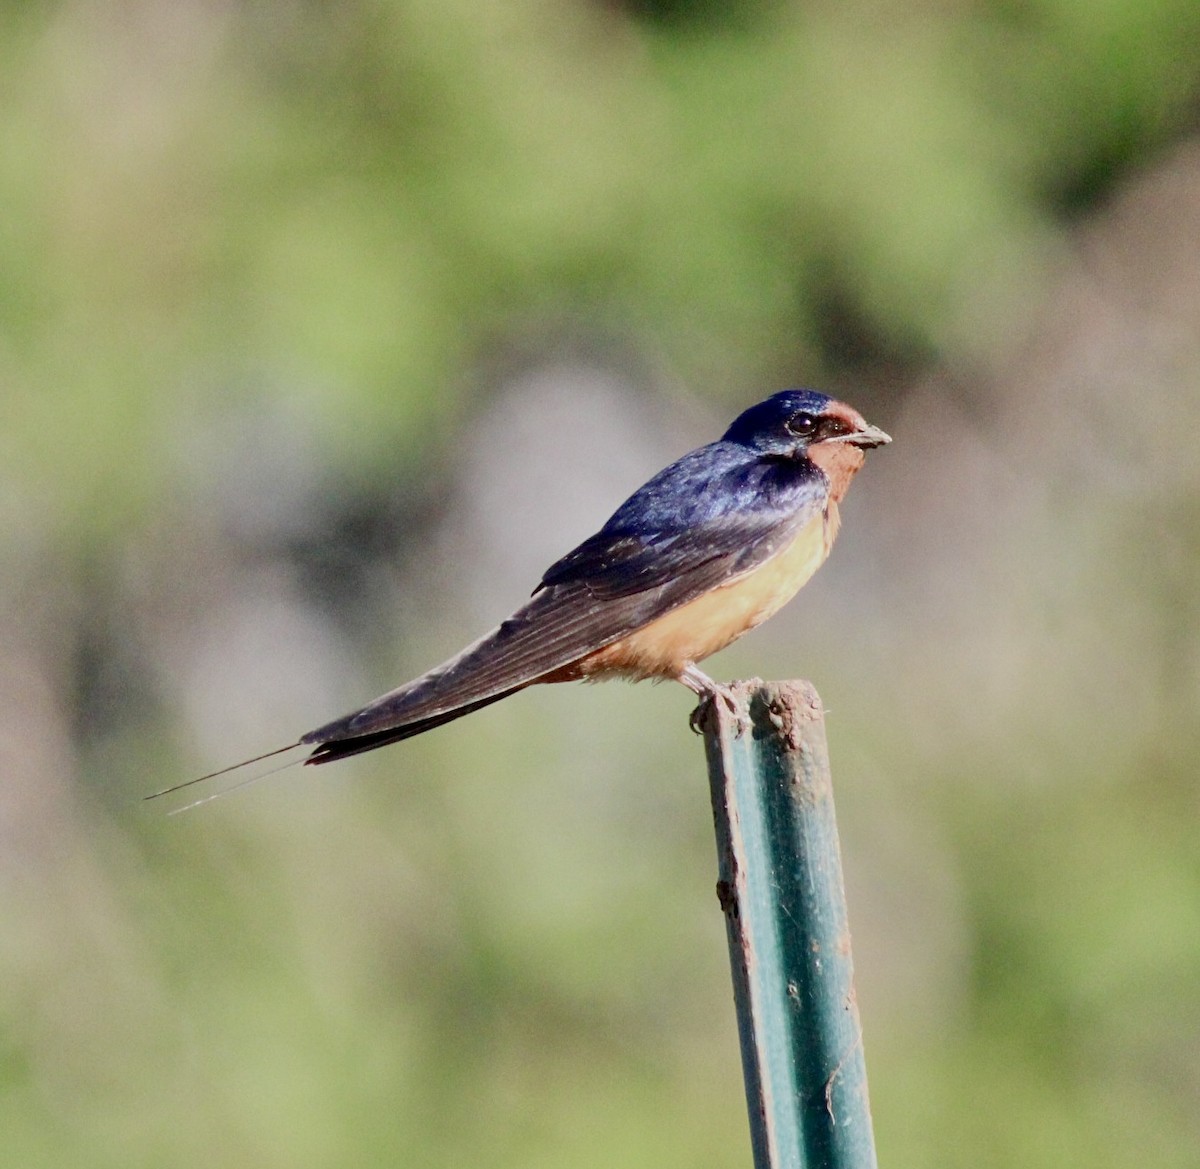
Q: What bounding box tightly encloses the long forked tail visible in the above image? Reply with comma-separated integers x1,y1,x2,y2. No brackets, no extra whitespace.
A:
144,741,305,802
302,684,528,765
145,684,530,810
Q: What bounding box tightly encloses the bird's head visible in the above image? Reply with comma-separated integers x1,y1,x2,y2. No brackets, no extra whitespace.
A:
723,389,891,499
723,389,890,454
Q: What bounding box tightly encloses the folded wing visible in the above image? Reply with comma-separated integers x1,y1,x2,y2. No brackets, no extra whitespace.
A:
304,455,826,761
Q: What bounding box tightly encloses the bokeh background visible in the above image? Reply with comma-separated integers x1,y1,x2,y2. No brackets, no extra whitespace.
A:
3,2,1199,1165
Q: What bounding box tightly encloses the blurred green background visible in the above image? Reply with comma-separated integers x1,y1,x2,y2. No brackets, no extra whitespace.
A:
3,1,1199,1165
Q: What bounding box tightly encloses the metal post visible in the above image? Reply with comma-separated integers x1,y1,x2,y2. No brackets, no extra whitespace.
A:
700,680,877,1169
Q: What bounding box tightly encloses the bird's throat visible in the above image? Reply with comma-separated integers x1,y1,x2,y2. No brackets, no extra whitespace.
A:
807,442,866,502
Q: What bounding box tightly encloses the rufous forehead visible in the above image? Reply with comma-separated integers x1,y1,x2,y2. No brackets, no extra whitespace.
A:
824,400,867,428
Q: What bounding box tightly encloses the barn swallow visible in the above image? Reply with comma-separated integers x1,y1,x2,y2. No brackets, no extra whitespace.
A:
150,389,888,801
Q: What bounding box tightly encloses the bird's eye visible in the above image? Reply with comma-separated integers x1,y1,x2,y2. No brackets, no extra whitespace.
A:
785,412,818,438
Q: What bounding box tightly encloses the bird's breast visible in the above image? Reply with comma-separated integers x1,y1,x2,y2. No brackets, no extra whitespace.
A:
570,504,839,681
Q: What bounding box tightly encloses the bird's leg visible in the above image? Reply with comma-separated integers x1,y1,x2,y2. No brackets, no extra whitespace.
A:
679,663,748,736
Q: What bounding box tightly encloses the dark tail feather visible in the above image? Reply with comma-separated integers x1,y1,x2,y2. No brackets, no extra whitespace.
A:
303,685,528,766
145,741,305,801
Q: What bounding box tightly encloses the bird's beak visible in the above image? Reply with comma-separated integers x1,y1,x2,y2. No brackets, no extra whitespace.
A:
840,423,891,449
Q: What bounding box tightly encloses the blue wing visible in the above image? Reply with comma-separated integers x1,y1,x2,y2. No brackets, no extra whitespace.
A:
303,444,826,758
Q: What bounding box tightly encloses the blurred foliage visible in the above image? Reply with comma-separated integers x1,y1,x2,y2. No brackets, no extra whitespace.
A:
2,1,1199,1166
4,0,1198,539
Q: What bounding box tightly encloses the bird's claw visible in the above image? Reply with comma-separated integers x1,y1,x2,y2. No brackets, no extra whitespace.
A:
689,683,750,738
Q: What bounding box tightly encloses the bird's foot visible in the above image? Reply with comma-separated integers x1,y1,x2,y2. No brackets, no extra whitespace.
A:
689,687,745,735
680,665,749,737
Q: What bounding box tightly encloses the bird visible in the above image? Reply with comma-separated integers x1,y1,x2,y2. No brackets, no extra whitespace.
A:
150,388,888,802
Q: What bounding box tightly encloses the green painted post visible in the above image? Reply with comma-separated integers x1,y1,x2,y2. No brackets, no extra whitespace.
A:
700,680,877,1169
